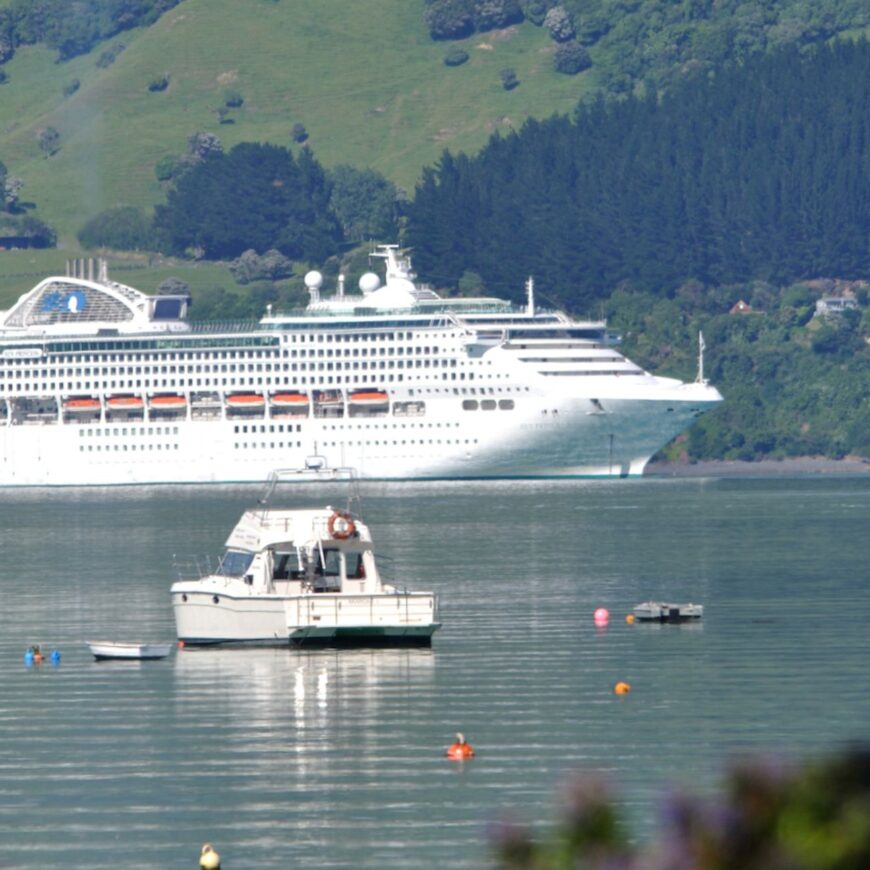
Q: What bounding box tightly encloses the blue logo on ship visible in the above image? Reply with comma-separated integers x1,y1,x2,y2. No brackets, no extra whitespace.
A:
41,290,87,314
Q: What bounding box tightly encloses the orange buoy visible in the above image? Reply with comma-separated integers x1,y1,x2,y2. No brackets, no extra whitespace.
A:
613,681,631,695
446,732,475,760
625,614,636,624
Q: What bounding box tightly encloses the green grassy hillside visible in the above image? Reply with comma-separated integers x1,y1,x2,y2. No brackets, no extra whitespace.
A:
0,0,592,244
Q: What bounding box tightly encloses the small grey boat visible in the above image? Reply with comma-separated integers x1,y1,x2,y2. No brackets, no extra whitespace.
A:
632,601,704,622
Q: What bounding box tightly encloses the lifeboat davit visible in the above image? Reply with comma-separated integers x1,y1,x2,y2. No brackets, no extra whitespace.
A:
63,397,101,413
350,390,389,405
226,393,265,408
149,394,187,409
271,392,309,407
107,395,144,410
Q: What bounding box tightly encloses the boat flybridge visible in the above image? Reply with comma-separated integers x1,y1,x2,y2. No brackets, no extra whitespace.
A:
170,465,441,647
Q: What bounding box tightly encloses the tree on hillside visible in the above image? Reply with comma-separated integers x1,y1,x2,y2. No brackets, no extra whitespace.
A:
425,0,476,39
37,127,61,157
153,142,341,261
543,5,574,41
78,206,154,251
2,0,183,64
187,131,223,163
328,165,399,243
229,249,294,285
474,0,523,31
0,160,23,212
553,40,591,74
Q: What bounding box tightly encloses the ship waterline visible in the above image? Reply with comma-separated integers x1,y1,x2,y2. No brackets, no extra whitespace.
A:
0,248,721,486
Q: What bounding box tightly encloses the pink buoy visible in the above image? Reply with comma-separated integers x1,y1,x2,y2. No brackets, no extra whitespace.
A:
593,607,610,626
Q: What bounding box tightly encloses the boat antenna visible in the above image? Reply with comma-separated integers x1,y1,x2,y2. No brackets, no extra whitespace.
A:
696,331,707,384
526,276,535,317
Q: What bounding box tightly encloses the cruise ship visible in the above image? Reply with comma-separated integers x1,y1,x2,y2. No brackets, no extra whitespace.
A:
0,247,722,487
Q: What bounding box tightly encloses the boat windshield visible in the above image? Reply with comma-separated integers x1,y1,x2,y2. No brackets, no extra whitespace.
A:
217,549,255,577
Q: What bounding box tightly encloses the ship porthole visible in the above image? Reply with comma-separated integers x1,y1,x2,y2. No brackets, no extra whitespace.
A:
212,595,220,604
181,593,188,603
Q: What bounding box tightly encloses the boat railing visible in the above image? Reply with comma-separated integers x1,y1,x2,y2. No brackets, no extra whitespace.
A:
257,463,359,515
172,554,217,582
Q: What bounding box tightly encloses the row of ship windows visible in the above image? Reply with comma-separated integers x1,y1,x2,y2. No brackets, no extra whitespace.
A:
284,331,444,343
80,426,181,437
287,346,440,358
1,339,446,368
80,443,179,452
234,439,479,450
462,399,515,411
540,370,644,377
2,357,459,378
297,422,462,431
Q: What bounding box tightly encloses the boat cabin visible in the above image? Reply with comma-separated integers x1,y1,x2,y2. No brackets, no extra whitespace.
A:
214,507,381,597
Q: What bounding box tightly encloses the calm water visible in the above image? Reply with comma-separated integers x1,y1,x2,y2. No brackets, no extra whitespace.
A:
0,477,868,868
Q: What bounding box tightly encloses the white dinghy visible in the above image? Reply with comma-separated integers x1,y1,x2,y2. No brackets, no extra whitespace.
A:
87,641,173,660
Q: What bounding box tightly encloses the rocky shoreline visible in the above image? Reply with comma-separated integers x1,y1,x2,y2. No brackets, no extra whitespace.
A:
645,457,870,477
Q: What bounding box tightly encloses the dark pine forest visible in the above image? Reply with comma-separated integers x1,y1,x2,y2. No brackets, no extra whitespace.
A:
406,40,869,462
406,40,870,312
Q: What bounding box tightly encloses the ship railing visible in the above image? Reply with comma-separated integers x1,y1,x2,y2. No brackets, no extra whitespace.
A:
188,319,260,333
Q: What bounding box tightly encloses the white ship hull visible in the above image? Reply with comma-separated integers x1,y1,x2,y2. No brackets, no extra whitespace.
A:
0,385,716,486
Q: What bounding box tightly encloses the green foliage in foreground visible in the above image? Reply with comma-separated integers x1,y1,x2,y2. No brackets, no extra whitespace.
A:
492,746,870,869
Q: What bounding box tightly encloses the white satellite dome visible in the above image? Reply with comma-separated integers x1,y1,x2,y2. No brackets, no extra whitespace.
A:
304,270,324,291
359,272,381,295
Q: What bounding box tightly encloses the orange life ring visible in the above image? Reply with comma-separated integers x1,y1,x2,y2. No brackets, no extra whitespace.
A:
328,510,356,540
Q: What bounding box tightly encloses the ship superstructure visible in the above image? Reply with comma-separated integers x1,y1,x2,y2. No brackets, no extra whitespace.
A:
0,247,722,486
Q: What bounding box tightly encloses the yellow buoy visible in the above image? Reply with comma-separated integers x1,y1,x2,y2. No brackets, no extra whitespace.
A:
613,681,631,695
200,843,221,870
625,614,636,624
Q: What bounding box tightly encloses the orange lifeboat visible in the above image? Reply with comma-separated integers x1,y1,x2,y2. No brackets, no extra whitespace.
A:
150,394,187,409
446,733,475,761
350,390,389,405
107,395,144,410
63,397,101,413
271,392,309,407
226,393,265,408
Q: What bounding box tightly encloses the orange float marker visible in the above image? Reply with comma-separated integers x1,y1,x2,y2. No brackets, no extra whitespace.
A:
625,614,636,624
446,732,475,760
613,681,631,695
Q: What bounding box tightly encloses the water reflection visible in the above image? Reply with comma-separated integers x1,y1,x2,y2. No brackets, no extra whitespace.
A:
173,646,436,727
